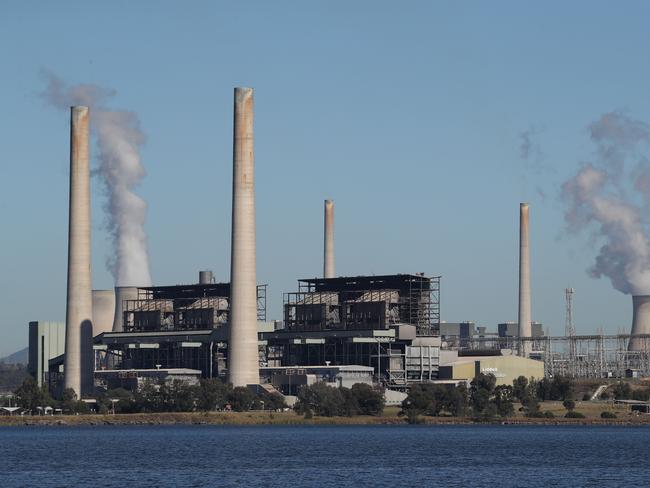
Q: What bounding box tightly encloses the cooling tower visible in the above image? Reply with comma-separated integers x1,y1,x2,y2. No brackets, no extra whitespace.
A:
228,87,260,387
324,199,335,278
92,289,115,336
628,295,650,351
199,270,213,284
112,286,139,332
63,106,94,397
518,203,532,357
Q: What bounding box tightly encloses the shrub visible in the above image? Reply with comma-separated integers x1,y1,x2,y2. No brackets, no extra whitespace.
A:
600,411,617,419
562,399,576,412
543,410,555,418
525,409,546,418
582,393,591,401
565,411,586,418
406,411,424,424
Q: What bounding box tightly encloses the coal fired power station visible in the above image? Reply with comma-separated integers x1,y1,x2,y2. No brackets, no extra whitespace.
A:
38,84,650,406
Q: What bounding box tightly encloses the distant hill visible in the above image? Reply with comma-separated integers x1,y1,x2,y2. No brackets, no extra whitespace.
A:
0,347,28,365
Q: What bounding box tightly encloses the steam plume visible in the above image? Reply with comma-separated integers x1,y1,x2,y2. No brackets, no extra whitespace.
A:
41,73,152,287
562,111,650,295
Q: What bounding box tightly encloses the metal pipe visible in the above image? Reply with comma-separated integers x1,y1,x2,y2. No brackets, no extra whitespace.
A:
324,199,335,278
63,106,94,397
518,203,532,357
228,87,260,386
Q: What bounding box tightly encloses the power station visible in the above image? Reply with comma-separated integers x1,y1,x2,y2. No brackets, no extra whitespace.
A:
31,87,650,402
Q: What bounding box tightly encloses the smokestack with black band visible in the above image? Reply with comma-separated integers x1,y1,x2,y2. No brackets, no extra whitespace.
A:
63,106,94,397
228,87,260,387
629,295,650,351
324,199,335,278
518,203,532,356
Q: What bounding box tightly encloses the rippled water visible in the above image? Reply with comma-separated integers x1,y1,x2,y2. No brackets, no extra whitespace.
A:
1,425,649,487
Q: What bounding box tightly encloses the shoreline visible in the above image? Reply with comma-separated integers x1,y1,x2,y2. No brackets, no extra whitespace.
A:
2,411,650,427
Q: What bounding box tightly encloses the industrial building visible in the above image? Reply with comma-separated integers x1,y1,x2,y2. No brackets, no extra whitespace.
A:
266,274,442,388
36,88,620,404
89,278,268,383
260,365,374,395
68,272,444,392
28,321,65,387
439,350,545,386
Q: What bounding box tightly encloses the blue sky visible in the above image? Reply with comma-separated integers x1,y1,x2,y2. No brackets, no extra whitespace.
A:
1,1,650,355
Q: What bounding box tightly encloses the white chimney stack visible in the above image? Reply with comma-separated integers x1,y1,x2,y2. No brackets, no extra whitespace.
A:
518,202,532,357
324,199,335,278
228,87,260,387
63,106,94,397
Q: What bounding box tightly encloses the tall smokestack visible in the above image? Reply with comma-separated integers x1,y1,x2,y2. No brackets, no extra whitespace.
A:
518,202,532,356
629,295,650,351
228,87,260,387
63,106,94,397
324,199,335,278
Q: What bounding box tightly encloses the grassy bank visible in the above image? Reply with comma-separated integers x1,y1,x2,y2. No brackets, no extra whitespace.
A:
2,403,649,427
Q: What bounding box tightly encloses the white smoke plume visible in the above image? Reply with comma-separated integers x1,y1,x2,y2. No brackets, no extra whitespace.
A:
41,72,152,287
562,111,650,295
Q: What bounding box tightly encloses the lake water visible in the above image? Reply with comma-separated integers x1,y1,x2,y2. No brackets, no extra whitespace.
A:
0,425,648,487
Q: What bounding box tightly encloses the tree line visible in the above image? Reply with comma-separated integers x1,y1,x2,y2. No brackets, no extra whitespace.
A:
11,377,287,414
401,373,580,421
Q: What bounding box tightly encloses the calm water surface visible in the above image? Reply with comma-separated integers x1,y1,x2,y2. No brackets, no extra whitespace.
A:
0,425,648,487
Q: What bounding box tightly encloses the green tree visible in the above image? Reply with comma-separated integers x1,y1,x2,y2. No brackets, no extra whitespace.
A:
60,388,84,413
295,383,345,417
470,373,497,417
262,391,288,411
446,383,469,416
512,376,529,402
550,376,574,401
229,386,256,412
351,383,385,416
494,385,515,417
401,384,449,417
611,381,631,400
14,377,54,412
339,387,360,416
196,378,232,411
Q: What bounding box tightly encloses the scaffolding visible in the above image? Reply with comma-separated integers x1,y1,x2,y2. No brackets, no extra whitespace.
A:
285,274,441,335
122,283,268,332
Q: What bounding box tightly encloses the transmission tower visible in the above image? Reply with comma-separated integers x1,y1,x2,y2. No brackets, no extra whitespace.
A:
565,288,577,376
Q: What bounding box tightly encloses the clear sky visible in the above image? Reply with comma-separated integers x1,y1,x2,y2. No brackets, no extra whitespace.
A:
2,1,650,356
